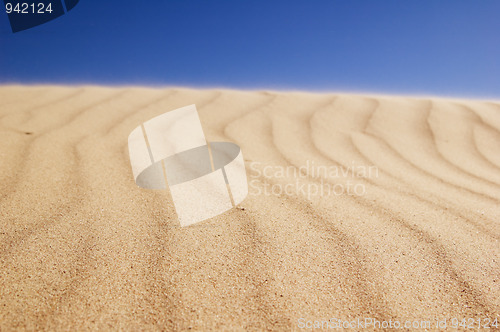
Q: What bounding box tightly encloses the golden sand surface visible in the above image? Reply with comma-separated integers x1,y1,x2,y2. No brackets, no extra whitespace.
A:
0,86,499,330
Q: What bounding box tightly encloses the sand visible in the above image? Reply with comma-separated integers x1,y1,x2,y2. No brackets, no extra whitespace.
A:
0,85,499,330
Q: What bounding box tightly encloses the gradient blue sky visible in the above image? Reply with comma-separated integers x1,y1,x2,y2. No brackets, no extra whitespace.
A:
0,1,499,98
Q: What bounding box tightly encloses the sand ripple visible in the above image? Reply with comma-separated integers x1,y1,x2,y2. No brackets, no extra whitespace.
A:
0,86,499,330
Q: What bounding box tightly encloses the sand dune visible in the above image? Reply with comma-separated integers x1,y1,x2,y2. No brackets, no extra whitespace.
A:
0,86,499,330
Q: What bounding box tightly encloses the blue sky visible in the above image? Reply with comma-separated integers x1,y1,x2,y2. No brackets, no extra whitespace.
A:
0,1,499,98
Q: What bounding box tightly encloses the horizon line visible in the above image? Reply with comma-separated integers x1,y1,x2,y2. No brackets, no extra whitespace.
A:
1,82,499,103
